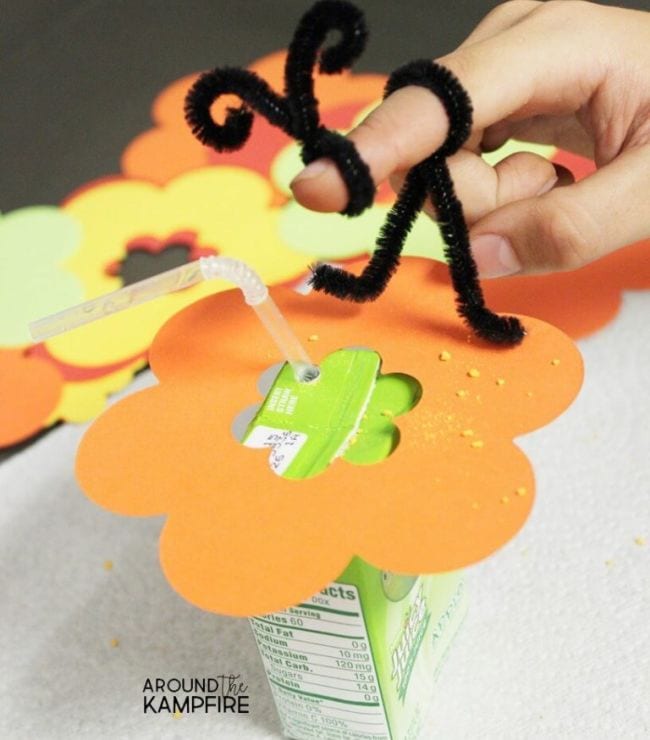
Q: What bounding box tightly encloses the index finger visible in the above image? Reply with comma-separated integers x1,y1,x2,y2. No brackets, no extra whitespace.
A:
291,1,609,213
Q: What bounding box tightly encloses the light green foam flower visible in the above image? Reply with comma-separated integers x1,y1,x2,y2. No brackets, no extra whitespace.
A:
0,207,84,345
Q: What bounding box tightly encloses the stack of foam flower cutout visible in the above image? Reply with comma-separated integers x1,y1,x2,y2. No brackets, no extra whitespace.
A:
2,50,649,450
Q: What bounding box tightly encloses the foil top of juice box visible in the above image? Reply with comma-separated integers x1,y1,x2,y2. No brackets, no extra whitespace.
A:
243,349,380,480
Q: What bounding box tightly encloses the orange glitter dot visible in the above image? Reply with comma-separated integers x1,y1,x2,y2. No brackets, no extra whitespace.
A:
103,560,113,571
110,638,119,648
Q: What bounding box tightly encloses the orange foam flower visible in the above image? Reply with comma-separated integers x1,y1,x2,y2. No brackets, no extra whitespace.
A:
0,349,63,447
77,258,582,616
122,50,386,187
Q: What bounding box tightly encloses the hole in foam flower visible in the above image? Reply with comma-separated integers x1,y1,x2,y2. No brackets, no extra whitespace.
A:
105,231,217,286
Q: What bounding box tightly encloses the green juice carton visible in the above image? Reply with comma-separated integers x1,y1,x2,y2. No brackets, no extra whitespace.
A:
243,349,467,739
250,563,466,740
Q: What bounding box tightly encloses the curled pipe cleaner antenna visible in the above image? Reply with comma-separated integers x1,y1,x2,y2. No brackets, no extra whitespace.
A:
184,0,524,345
185,0,374,217
314,59,525,344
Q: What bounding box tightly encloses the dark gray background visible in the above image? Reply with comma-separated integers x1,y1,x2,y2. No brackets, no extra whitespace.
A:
2,0,649,211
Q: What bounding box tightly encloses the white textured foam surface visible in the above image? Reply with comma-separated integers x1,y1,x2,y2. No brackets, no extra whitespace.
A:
1,290,648,739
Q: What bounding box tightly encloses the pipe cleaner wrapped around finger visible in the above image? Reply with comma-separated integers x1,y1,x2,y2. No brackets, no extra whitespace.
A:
184,0,525,346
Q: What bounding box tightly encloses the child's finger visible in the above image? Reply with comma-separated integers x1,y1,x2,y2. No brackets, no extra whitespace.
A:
459,0,541,49
391,150,559,225
460,150,559,224
481,115,594,160
469,144,650,277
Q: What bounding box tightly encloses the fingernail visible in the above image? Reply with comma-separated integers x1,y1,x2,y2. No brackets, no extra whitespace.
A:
536,175,558,196
470,234,522,279
291,159,329,186
552,163,575,187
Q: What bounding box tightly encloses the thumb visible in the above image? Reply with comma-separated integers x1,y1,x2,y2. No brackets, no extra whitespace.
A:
469,145,650,277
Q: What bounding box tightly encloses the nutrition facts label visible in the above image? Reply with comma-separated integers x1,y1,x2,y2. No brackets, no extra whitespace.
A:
250,584,391,740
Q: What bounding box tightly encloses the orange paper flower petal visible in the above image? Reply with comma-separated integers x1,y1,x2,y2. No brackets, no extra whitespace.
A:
0,349,63,447
77,258,582,615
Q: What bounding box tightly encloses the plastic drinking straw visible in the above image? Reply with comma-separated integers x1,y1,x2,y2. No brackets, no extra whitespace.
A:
29,256,319,382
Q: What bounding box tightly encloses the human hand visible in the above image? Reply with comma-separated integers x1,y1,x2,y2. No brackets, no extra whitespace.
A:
291,0,650,277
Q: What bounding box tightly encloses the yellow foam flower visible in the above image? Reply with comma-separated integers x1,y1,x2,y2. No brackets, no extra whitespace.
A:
51,167,310,368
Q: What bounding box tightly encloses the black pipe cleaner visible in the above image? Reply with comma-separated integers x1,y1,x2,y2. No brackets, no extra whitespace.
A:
184,0,525,345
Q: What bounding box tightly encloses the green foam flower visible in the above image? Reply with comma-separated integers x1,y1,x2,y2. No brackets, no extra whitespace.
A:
0,206,84,346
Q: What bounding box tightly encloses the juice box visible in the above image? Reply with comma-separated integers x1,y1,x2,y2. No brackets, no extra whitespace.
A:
250,563,466,740
243,349,467,738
